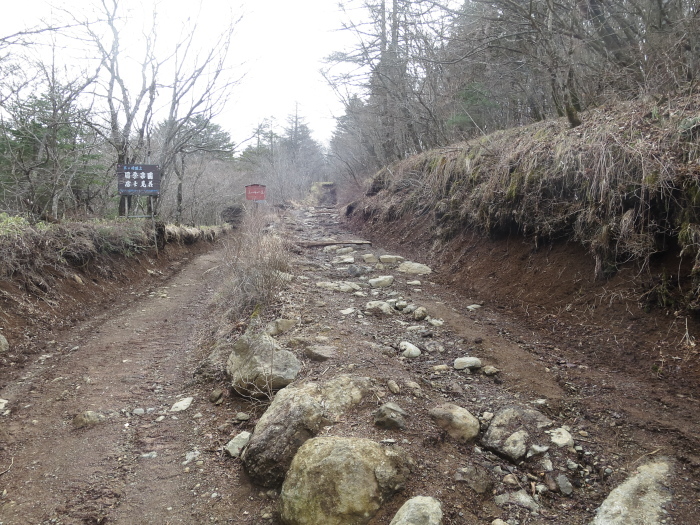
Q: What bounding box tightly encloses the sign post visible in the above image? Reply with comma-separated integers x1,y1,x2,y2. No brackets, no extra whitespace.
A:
245,184,266,214
117,164,162,254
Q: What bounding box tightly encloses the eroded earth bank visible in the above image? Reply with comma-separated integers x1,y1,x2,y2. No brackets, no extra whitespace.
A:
1,206,699,524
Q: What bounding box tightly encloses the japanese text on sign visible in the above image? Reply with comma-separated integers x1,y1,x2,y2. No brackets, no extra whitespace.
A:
245,184,266,201
117,164,161,196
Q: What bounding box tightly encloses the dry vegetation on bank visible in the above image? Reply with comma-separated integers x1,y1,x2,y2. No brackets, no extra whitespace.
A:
349,94,700,302
0,214,228,296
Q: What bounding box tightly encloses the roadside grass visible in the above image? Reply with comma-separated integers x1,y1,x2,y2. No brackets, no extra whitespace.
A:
214,208,291,327
0,213,226,294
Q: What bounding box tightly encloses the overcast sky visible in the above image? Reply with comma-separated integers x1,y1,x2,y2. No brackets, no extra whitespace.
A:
0,0,356,148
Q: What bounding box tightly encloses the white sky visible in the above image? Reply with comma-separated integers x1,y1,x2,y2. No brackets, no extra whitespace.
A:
0,0,357,148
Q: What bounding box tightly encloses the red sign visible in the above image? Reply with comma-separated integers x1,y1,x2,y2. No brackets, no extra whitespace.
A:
245,184,266,201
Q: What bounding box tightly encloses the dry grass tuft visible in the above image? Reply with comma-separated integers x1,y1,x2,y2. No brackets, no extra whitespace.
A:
0,215,226,296
214,208,291,326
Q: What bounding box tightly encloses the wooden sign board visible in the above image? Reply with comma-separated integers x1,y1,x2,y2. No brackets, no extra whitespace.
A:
245,184,266,201
117,164,161,196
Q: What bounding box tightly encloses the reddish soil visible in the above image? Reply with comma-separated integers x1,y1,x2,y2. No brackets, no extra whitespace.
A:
0,207,699,524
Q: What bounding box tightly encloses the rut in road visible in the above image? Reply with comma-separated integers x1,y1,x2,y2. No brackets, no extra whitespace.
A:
0,248,229,524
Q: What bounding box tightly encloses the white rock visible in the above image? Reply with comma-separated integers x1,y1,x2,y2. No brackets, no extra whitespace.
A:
466,304,482,311
335,247,354,255
406,280,421,286
0,334,8,354
389,496,442,525
365,301,395,315
397,261,432,275
225,431,252,458
550,427,574,448
427,317,444,327
454,357,482,370
494,489,539,511
399,341,421,358
379,255,404,264
369,275,395,288
316,281,360,293
0,399,8,411
183,450,200,465
332,256,355,264
413,307,428,321
429,403,480,443
170,397,194,412
592,459,673,525
340,308,356,315
363,253,379,263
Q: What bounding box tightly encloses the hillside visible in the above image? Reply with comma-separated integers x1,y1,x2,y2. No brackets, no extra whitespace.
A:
345,94,700,397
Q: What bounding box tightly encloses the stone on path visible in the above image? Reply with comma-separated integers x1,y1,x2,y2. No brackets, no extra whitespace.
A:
242,375,371,487
305,345,337,362
454,464,494,494
374,402,408,430
429,403,480,443
365,301,395,316
332,255,355,265
369,275,395,288
454,357,482,370
399,341,421,358
481,406,553,463
557,473,574,496
591,458,674,525
389,496,443,525
280,437,412,525
397,262,432,275
363,254,379,263
316,281,361,293
170,397,194,412
550,427,574,448
266,318,298,336
494,489,540,511
0,334,8,354
73,410,105,429
226,332,301,397
413,307,428,321
379,255,404,264
225,431,252,458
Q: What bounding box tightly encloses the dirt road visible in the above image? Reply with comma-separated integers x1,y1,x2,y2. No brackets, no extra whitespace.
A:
0,248,243,524
1,207,699,524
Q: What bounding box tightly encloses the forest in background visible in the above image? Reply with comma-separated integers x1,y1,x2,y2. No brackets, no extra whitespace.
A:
0,0,698,224
326,0,698,185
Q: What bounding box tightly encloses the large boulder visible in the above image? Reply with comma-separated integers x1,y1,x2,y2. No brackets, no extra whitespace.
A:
280,437,413,525
390,496,443,525
242,375,371,487
226,332,301,397
591,458,674,525
481,406,553,462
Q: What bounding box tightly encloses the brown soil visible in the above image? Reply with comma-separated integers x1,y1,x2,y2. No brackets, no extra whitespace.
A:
0,207,699,524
